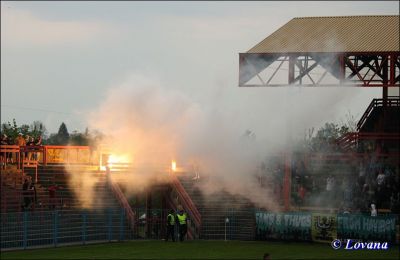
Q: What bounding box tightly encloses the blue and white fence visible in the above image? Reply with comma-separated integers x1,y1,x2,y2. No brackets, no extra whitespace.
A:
1,209,133,250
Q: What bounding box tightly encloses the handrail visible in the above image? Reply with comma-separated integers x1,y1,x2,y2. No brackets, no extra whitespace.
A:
1,145,22,169
336,132,400,151
43,145,90,149
357,98,400,131
171,175,201,225
0,145,20,152
170,174,201,238
107,173,136,232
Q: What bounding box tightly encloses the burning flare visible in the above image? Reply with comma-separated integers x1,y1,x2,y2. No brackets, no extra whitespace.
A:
171,160,177,172
100,154,131,171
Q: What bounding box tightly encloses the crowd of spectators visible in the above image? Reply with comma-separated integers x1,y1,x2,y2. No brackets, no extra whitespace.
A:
1,133,42,167
290,154,399,214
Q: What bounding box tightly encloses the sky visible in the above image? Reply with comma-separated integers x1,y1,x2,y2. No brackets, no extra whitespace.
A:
1,1,399,134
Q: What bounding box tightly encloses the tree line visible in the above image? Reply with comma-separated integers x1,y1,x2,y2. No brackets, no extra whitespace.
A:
1,119,103,146
2,116,355,151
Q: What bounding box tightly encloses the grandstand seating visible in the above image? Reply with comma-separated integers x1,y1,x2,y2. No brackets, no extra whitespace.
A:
176,173,255,240
1,165,134,249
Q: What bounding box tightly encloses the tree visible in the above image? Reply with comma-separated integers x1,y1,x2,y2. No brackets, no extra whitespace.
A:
70,132,89,146
30,121,47,139
301,122,352,153
57,122,70,145
1,119,18,140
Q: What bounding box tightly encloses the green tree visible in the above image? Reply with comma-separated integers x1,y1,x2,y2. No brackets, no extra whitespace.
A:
1,119,18,140
70,130,89,146
301,122,352,153
30,121,47,138
57,122,70,145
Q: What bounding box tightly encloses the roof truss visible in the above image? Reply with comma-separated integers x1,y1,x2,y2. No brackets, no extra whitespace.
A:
239,52,400,87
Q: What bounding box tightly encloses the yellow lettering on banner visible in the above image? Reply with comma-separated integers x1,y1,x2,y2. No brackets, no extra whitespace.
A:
311,213,337,243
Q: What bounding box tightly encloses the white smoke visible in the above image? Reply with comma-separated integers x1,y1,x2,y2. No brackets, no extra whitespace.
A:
68,73,372,210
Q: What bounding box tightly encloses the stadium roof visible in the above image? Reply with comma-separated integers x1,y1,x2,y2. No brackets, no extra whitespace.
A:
247,15,400,53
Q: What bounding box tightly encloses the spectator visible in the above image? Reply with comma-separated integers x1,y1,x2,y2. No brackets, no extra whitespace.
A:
342,179,353,209
358,160,366,187
1,134,7,168
29,181,37,210
297,185,306,206
5,134,14,164
22,177,31,210
32,135,42,161
26,136,35,161
15,133,26,164
48,181,63,210
326,175,335,204
15,133,26,146
370,204,377,217
376,170,385,187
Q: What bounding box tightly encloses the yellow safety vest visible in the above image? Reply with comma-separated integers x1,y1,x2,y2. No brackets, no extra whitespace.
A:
176,213,187,225
167,213,175,225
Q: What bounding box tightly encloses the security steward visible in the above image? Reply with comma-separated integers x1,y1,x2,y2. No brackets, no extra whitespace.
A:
166,209,176,242
176,208,188,242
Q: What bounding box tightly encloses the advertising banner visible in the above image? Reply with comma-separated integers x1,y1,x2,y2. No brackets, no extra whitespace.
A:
255,211,311,241
337,214,396,242
46,147,90,164
256,211,397,243
311,213,337,243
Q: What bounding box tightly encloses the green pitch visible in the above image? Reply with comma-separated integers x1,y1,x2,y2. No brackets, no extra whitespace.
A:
1,240,398,259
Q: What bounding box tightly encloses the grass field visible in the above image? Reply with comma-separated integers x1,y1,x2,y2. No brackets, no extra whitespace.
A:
1,240,399,259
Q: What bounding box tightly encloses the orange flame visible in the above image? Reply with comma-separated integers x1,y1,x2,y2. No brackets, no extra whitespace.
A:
171,160,177,172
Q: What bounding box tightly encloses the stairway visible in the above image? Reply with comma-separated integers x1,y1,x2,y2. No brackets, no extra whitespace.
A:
177,173,255,240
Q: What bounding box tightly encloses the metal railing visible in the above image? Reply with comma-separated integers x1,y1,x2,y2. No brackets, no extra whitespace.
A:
169,174,202,239
0,209,133,250
0,145,22,169
336,132,400,151
357,97,400,131
108,173,136,232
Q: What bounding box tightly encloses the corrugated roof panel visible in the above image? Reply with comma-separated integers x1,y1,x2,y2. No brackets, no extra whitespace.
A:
247,16,400,53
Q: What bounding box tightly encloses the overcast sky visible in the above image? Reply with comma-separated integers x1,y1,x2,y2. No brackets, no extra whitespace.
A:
1,1,398,134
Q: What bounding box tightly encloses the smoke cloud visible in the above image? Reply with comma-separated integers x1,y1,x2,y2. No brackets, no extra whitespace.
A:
67,73,369,210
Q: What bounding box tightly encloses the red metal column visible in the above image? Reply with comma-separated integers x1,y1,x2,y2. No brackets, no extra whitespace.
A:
283,152,291,211
382,55,389,101
389,53,396,86
381,55,389,135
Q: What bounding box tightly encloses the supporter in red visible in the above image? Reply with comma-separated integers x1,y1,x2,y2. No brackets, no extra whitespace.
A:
298,185,306,206
48,181,63,210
